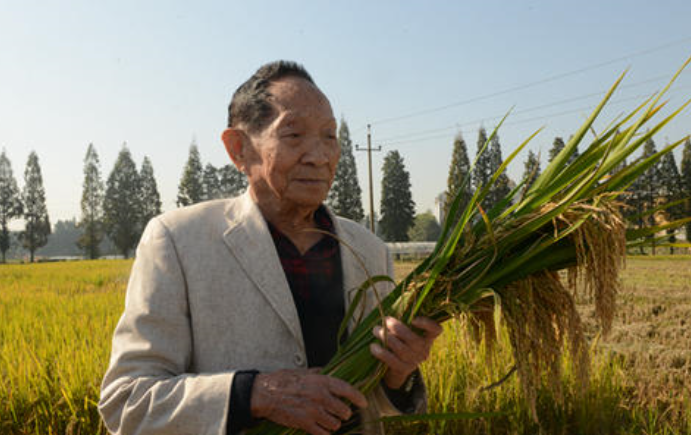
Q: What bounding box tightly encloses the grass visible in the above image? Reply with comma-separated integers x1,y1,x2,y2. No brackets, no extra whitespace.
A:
0,257,689,434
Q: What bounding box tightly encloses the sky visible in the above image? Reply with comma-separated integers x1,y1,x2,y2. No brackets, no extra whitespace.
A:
2,0,691,229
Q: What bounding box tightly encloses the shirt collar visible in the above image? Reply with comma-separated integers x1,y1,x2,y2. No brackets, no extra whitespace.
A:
266,205,336,255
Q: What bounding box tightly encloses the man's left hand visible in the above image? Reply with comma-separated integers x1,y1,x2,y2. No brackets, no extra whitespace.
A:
370,316,443,390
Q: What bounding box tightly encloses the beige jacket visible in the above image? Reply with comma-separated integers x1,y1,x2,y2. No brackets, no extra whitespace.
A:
99,192,424,435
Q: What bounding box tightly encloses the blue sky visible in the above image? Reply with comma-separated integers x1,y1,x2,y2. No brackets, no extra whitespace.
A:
2,0,691,227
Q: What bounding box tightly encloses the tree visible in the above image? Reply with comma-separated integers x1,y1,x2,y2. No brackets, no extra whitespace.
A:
77,143,105,259
658,150,684,253
202,163,220,200
139,156,162,228
445,133,472,221
472,128,492,191
548,137,566,162
485,134,511,212
379,150,415,241
177,143,204,206
218,164,247,198
549,136,579,164
408,211,441,242
0,150,24,263
19,151,51,262
626,137,663,254
327,118,365,222
0,150,23,262
681,139,691,242
522,150,541,193
104,145,141,258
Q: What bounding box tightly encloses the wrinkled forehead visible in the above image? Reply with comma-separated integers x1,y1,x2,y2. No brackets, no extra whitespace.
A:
267,76,334,120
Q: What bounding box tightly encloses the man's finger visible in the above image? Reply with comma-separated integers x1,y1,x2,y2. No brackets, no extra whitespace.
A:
383,317,420,344
411,316,444,338
312,408,342,432
317,389,353,421
376,330,419,365
303,421,331,435
325,376,368,409
370,342,414,374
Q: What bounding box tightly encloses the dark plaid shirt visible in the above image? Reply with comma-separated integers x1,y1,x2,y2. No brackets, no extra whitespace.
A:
267,205,346,367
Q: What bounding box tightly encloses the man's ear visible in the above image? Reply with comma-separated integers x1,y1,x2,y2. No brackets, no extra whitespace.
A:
221,128,247,173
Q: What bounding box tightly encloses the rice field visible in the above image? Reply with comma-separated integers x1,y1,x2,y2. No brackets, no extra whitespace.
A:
0,261,129,435
1,257,690,434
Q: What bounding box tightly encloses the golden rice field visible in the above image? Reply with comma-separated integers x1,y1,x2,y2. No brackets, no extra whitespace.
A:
1,257,690,434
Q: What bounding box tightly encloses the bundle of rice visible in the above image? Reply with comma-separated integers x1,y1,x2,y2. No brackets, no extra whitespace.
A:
249,60,691,434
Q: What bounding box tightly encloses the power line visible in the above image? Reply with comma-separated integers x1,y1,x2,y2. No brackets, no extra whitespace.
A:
362,35,691,127
383,85,691,146
377,74,671,143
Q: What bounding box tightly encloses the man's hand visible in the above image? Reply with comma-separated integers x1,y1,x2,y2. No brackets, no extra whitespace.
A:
250,368,368,435
370,316,443,390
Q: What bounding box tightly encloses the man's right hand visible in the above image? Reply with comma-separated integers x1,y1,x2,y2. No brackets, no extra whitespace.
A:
250,369,368,435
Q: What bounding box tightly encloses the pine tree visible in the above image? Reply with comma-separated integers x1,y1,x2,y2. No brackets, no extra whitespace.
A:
177,143,204,207
0,150,23,262
104,145,141,258
522,150,541,192
19,151,51,262
444,133,472,221
681,139,691,242
139,156,162,228
627,138,663,254
548,137,566,162
327,119,365,222
218,164,248,198
379,150,415,242
472,128,492,191
77,143,104,259
549,136,579,164
485,134,511,212
202,163,220,201
658,151,684,253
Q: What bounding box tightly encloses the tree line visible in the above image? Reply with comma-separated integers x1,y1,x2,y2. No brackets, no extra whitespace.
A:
1,122,689,262
0,140,252,262
445,131,691,252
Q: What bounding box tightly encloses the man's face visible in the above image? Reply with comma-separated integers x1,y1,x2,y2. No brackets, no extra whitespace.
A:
241,77,340,211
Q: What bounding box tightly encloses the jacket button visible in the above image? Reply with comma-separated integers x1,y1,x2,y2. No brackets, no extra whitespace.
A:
293,353,305,367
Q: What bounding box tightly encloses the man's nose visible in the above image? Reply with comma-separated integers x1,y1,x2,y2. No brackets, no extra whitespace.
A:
302,138,333,165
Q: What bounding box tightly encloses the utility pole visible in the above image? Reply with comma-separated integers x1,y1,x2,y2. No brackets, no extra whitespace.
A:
356,124,382,233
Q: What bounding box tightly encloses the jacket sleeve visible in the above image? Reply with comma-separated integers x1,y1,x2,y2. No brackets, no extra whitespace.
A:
98,218,234,435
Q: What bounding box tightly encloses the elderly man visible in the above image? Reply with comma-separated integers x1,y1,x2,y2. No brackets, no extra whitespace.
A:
99,61,442,435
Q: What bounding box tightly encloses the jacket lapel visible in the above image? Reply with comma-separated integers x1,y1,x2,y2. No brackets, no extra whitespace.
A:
221,193,305,350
